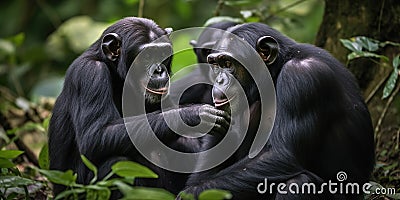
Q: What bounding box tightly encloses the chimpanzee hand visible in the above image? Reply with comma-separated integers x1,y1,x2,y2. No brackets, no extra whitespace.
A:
178,104,231,136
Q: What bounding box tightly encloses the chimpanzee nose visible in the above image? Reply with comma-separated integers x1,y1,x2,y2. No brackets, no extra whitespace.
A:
216,71,230,86
156,65,163,73
216,75,223,84
150,64,167,78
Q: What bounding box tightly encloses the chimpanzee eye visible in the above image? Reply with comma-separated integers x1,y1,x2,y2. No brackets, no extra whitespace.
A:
212,64,221,74
225,60,231,67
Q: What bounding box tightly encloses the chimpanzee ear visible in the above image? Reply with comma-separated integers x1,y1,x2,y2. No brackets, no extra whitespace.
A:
256,36,279,65
102,33,121,62
189,40,198,47
165,27,173,36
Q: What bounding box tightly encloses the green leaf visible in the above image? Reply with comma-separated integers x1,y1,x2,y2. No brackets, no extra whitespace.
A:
354,36,379,52
0,158,14,168
0,150,24,159
39,144,49,170
87,186,111,200
80,155,98,179
224,0,262,6
198,189,232,200
42,116,51,131
8,33,25,47
347,51,389,62
382,62,399,99
204,16,243,27
380,41,400,48
0,176,35,188
178,191,195,200
393,54,400,68
55,188,86,200
340,39,362,53
0,39,15,55
111,161,158,179
123,0,139,5
113,180,134,195
38,169,77,186
84,185,111,200
118,186,175,200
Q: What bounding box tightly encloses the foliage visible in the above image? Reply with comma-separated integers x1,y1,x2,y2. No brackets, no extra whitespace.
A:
0,146,231,200
340,36,400,99
0,149,43,199
340,36,400,199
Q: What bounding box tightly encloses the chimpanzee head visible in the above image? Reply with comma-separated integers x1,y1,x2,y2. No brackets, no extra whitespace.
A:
190,21,239,64
207,23,294,111
100,17,173,104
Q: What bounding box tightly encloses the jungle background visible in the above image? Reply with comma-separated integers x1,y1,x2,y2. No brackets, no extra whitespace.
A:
0,0,399,199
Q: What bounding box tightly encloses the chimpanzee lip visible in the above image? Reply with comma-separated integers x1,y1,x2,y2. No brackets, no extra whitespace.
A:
142,82,168,95
214,96,235,107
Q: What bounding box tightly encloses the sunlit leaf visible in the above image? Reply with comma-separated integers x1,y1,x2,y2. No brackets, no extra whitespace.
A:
0,39,15,55
55,189,86,200
42,116,51,131
8,33,25,47
39,144,49,170
380,41,400,48
46,16,110,60
354,36,379,52
244,16,260,23
123,0,139,5
198,189,232,200
81,155,98,178
240,10,253,18
204,16,243,27
111,161,158,178
117,185,175,200
38,169,77,186
382,67,399,99
178,191,195,200
0,150,24,159
85,185,111,200
224,0,262,7
0,176,35,188
347,51,389,62
393,54,400,68
340,39,362,53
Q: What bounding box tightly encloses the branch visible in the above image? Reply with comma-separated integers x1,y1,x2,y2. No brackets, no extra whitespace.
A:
138,0,145,18
375,81,400,136
214,0,225,16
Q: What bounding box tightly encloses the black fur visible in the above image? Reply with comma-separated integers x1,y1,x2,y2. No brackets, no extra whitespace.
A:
181,23,375,200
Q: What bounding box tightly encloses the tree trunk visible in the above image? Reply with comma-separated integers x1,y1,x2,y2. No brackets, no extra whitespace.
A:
315,0,400,190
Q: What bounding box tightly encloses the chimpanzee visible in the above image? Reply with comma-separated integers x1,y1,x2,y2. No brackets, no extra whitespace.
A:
48,17,230,197
180,23,375,199
169,21,238,105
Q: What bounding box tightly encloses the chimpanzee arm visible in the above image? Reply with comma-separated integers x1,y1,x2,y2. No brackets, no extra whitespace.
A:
69,59,229,162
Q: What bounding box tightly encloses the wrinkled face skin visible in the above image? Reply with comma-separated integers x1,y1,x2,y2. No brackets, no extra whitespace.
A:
207,51,251,114
136,42,173,104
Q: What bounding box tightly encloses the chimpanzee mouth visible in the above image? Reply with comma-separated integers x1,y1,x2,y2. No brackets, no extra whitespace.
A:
142,82,168,95
214,95,235,107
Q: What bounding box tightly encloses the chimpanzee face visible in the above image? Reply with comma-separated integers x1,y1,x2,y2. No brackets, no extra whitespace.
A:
101,20,173,105
207,33,278,113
